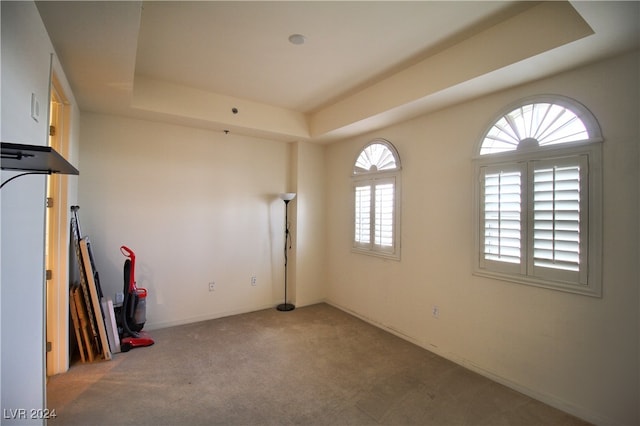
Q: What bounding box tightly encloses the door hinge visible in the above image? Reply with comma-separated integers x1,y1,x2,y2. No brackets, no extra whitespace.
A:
49,125,56,136
46,341,52,352
46,269,53,280
46,197,54,208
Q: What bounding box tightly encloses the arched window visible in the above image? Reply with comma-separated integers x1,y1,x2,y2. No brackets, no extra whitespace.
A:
352,139,401,259
479,97,601,155
474,96,602,296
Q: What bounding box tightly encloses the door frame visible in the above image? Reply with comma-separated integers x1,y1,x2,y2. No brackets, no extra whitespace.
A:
46,73,71,376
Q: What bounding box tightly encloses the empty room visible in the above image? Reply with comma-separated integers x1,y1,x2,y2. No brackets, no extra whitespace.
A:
1,1,638,425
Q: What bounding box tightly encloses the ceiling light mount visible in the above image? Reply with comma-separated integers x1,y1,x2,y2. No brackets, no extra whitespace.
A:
288,34,306,45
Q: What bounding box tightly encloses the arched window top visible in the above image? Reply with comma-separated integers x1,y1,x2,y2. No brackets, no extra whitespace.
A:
353,139,401,175
478,96,602,156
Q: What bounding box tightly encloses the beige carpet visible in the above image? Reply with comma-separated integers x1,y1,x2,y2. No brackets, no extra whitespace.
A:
47,303,589,425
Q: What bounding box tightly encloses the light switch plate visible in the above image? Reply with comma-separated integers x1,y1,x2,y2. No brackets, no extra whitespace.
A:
31,93,40,122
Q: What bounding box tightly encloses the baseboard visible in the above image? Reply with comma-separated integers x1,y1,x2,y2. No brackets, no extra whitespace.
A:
324,299,611,426
146,298,327,331
144,302,277,330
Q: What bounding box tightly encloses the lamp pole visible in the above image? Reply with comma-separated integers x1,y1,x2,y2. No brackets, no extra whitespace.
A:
277,193,296,311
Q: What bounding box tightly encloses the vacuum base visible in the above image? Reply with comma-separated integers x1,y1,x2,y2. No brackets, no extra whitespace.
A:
121,331,154,352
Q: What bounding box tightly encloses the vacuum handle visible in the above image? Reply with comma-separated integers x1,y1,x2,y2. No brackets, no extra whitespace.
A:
121,245,137,292
120,245,136,262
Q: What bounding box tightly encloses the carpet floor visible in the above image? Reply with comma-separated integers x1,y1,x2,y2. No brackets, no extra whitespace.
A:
47,303,589,425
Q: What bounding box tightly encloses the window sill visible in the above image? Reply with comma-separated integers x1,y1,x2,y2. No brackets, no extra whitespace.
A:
473,269,601,298
352,247,400,261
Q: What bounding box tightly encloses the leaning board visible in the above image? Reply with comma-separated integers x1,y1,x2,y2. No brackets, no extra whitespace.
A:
69,289,87,363
80,238,112,360
101,297,121,354
71,285,98,362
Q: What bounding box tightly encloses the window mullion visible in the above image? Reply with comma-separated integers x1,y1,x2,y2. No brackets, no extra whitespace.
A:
369,181,376,249
525,161,534,277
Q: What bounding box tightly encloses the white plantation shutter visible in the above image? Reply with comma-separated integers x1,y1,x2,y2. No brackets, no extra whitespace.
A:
354,185,371,245
374,183,394,247
482,167,522,265
353,178,396,254
476,152,595,292
530,156,587,284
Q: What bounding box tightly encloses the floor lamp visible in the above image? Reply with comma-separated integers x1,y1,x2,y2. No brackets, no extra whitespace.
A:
277,192,296,311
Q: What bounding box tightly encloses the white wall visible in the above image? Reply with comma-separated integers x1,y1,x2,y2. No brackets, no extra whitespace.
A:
1,1,80,423
290,141,326,307
325,50,639,425
78,114,297,329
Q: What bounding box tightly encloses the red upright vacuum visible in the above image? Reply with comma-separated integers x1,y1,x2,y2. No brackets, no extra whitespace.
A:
119,246,154,352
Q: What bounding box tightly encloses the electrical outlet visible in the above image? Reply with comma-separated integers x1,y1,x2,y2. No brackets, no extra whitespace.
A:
432,305,439,319
209,281,215,292
251,276,257,286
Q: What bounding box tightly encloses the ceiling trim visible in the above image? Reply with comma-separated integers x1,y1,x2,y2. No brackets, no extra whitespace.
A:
308,1,593,139
131,76,309,140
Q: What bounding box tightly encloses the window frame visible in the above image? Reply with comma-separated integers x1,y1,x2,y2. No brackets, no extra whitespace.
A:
352,139,402,260
473,96,603,297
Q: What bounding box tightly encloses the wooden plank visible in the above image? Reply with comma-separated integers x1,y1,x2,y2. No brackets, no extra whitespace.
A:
69,289,87,363
72,286,96,362
80,238,112,361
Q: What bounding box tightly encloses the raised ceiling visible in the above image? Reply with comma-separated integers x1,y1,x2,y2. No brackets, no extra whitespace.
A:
36,1,640,143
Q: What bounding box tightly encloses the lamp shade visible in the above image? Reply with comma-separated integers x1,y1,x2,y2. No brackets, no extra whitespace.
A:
280,192,296,201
